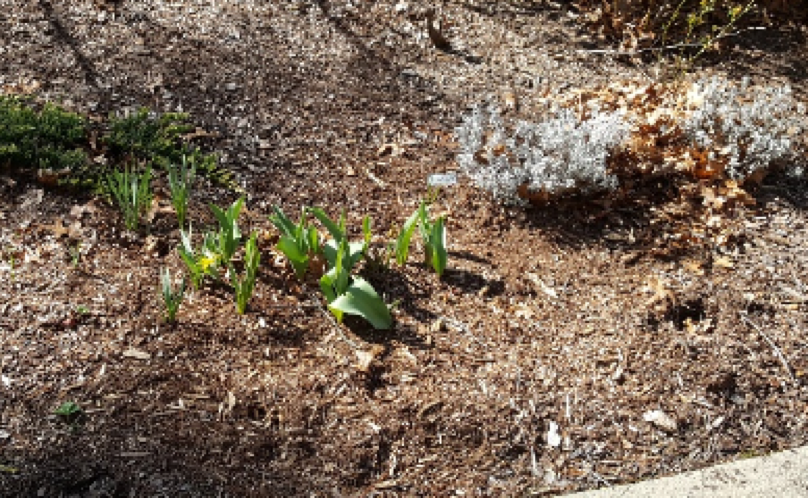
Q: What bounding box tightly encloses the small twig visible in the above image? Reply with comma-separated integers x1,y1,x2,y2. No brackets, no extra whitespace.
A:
577,41,702,56
576,26,767,56
741,314,798,386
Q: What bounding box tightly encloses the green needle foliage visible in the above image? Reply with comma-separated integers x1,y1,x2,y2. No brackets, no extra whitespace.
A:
105,107,236,190
0,95,87,173
160,267,185,323
105,165,152,231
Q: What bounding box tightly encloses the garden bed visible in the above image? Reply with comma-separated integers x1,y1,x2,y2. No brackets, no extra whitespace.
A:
1,0,808,496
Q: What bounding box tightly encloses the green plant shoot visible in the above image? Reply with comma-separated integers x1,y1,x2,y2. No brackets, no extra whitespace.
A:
178,226,221,289
309,207,365,272
105,165,152,231
230,232,260,315
418,202,448,277
319,236,392,329
167,154,196,229
210,197,244,265
394,208,420,266
269,206,320,279
395,200,448,276
160,267,185,323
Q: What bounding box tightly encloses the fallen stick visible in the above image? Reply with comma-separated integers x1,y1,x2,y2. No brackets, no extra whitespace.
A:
741,314,798,386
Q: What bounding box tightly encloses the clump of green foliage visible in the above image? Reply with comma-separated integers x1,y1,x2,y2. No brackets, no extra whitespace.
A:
0,97,237,195
177,197,261,314
159,267,185,323
167,155,196,230
0,95,87,173
178,226,222,289
268,206,322,280
105,165,153,232
104,108,236,190
230,232,260,315
394,199,448,277
271,206,396,329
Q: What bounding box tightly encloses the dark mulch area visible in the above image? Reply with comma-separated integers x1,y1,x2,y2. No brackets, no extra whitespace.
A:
1,1,808,496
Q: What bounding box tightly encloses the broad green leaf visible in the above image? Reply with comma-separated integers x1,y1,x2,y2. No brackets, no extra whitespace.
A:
347,241,365,269
268,205,297,238
430,216,448,277
322,239,338,269
309,207,345,242
328,278,393,330
319,269,338,303
277,235,309,279
323,239,363,273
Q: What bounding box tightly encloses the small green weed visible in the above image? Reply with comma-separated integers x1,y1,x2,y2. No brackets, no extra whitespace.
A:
54,401,82,419
53,401,84,432
105,165,152,231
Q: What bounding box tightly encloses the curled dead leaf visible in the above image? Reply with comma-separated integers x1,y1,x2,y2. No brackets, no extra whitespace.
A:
377,143,402,157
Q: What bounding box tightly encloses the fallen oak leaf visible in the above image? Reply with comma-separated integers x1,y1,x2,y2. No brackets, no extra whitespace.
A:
43,220,71,238
713,256,734,269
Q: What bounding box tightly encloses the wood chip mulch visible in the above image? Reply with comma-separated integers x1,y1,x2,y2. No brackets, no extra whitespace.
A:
1,0,808,496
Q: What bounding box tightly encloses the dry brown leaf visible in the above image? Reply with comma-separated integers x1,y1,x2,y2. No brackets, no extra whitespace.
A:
354,350,374,373
70,201,98,219
36,168,71,187
713,256,734,269
377,143,402,157
44,220,71,238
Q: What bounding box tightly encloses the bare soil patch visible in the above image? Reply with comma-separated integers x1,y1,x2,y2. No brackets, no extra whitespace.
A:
1,1,808,496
